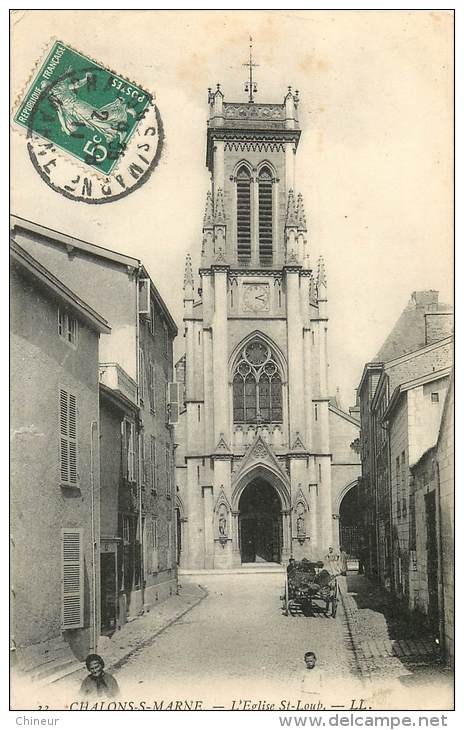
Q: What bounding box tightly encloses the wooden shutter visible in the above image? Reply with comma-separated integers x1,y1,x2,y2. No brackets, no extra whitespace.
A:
167,522,172,569
139,349,145,402
139,278,150,315
153,520,159,573
60,389,78,485
167,382,179,424
121,420,128,480
61,528,84,629
150,436,156,491
149,362,155,411
165,443,170,497
128,422,135,482
140,436,146,485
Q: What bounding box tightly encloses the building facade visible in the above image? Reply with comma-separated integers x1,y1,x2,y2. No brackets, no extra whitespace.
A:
382,363,451,608
11,216,178,618
358,291,453,587
358,363,384,579
11,242,110,668
434,375,454,665
99,374,139,633
175,83,360,569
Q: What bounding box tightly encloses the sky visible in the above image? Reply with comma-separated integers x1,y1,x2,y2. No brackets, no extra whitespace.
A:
11,9,453,409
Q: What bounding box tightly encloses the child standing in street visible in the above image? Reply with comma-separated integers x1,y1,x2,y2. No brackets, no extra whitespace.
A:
80,654,120,698
300,651,324,696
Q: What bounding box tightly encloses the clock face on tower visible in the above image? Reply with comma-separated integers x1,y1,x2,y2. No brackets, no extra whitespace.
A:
242,283,270,313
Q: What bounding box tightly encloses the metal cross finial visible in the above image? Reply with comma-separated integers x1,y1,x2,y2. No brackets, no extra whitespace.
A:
243,35,258,103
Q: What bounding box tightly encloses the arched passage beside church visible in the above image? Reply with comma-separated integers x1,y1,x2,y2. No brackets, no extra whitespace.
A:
337,480,362,558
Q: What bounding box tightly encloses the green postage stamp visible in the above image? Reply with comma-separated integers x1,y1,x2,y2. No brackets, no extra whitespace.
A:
13,40,162,203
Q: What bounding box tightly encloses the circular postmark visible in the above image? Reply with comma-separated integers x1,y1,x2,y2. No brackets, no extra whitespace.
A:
25,64,163,204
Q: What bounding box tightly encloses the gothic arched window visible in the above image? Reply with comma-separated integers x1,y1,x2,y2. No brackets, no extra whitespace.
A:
232,340,283,424
236,166,251,261
258,167,273,261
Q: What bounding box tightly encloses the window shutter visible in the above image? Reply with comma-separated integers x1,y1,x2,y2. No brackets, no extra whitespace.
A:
153,520,159,573
167,382,179,424
128,422,135,482
121,420,128,480
60,389,78,485
165,444,170,497
150,436,156,491
149,362,155,411
68,394,77,484
60,390,69,483
139,278,150,315
61,528,84,629
140,437,146,485
139,349,145,402
167,522,172,569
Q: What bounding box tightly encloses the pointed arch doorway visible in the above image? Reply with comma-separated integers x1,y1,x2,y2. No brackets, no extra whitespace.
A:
238,478,282,563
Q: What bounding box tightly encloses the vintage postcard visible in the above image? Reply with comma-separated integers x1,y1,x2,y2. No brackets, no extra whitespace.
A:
10,8,454,719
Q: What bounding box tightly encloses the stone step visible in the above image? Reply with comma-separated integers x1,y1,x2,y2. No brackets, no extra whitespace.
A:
180,564,285,576
13,637,78,675
35,657,82,682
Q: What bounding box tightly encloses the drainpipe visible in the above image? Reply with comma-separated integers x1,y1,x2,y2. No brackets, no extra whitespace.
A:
90,420,98,652
138,428,145,611
135,267,145,612
435,459,446,657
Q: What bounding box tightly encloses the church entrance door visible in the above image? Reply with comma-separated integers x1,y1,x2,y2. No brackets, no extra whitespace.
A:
238,479,282,563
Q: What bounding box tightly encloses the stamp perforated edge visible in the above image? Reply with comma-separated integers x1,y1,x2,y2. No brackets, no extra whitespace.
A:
11,36,159,182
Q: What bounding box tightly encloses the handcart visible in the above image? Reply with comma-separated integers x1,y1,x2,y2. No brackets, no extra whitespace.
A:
283,559,338,618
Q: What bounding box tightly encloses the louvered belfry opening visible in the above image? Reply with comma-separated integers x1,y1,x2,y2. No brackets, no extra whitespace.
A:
236,166,251,261
258,167,273,264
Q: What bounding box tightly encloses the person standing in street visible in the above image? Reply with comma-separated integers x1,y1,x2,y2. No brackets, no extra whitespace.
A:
300,651,323,696
325,546,340,576
80,654,120,698
339,548,348,576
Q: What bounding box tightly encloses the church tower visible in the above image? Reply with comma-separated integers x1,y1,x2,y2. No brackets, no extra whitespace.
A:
175,56,341,570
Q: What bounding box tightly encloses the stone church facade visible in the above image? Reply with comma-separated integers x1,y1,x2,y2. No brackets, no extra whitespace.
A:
175,82,360,569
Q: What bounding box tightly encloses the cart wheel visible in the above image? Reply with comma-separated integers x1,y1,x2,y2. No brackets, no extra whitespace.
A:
302,600,312,617
331,597,338,618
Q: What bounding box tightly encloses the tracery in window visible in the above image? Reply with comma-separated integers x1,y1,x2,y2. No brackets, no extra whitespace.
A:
232,340,283,423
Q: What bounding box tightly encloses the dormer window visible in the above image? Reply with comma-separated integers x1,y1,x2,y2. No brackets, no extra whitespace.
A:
58,308,78,347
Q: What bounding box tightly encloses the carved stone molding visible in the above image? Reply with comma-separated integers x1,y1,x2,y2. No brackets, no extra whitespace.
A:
223,103,285,120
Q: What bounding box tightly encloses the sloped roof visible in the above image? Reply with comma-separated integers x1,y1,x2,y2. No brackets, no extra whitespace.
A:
375,292,452,362
329,403,360,427
11,240,111,334
11,214,177,336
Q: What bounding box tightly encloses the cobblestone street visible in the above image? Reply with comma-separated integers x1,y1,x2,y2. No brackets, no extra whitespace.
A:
13,569,452,712
340,574,453,709
15,570,454,711
109,572,360,709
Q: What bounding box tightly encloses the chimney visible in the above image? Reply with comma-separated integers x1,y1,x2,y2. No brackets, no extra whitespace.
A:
411,290,439,310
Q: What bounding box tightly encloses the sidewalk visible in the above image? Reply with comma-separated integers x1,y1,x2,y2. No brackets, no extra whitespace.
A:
43,581,207,688
339,572,452,691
